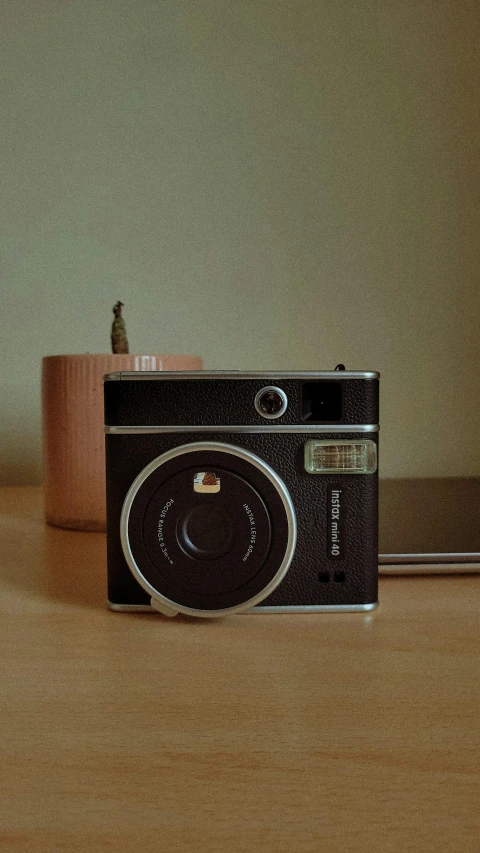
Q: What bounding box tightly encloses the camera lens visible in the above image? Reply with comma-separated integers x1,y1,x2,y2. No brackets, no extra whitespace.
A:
255,387,288,419
177,504,234,560
121,442,296,616
141,465,273,596
260,392,283,415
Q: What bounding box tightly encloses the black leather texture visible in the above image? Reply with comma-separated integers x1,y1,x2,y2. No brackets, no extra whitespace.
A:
105,376,379,427
106,431,378,610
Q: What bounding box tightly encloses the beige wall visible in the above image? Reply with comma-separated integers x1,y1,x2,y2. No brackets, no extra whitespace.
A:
1,0,479,483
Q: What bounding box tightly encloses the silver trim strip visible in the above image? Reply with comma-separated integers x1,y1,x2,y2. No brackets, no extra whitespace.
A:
120,441,297,618
250,602,378,613
106,424,379,434
104,370,380,381
108,601,379,613
379,563,480,575
379,552,480,564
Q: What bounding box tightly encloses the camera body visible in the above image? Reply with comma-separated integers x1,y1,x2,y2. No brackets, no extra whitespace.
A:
105,371,379,617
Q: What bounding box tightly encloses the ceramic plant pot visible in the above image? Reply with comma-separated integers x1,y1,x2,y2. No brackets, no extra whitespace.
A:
42,353,203,531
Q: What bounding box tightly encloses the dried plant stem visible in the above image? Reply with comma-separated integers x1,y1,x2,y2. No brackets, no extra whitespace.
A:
111,301,129,354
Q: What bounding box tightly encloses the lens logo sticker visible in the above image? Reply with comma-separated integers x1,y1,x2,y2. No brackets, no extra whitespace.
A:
194,472,221,493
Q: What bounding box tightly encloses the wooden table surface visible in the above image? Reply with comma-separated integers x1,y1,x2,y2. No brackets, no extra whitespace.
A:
0,487,478,852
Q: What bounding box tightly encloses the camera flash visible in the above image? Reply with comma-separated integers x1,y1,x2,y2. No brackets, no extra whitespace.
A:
304,440,377,474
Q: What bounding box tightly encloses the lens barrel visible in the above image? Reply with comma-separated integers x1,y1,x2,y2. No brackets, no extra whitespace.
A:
120,443,296,616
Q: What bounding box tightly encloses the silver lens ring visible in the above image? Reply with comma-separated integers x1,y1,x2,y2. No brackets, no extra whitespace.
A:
254,386,288,419
120,441,297,618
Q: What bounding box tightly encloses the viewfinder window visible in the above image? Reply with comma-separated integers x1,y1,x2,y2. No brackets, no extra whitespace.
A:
301,382,342,422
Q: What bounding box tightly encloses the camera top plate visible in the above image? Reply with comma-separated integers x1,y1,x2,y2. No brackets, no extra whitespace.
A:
104,371,379,429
